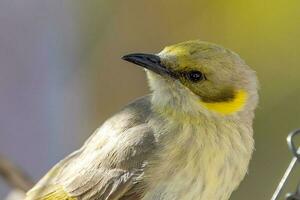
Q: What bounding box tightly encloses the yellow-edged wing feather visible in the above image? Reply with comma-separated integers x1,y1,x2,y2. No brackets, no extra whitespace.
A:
40,187,76,200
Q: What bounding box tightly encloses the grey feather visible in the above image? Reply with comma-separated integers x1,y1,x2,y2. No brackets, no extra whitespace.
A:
27,96,156,200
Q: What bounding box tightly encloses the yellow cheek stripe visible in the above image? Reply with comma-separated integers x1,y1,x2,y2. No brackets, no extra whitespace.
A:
199,90,248,115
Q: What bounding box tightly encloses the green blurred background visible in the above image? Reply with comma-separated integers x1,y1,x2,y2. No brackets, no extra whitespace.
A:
0,0,299,199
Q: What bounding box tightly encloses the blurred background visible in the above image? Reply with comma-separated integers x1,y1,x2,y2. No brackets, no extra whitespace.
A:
0,0,299,199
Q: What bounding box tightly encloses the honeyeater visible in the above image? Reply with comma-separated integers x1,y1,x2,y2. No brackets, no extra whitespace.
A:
26,40,258,200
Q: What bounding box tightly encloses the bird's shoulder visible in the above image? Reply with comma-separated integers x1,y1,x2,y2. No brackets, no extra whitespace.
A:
82,95,153,150
26,95,156,200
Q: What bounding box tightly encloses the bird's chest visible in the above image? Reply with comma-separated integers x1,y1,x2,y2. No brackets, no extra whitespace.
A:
143,118,253,200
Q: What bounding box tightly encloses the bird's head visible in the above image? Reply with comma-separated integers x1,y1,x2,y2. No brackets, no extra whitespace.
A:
123,40,258,118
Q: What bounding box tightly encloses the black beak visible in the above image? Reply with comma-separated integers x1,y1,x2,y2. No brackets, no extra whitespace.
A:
122,53,177,78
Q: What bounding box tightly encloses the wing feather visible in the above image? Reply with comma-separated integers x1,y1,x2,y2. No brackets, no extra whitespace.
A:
26,97,155,200
39,188,76,200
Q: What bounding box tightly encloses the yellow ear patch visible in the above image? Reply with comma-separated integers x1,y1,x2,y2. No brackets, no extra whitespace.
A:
199,90,248,115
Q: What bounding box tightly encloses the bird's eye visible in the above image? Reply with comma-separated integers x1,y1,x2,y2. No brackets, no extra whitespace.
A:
186,71,204,82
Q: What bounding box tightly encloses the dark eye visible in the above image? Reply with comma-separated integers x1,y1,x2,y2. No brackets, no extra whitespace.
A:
186,71,204,82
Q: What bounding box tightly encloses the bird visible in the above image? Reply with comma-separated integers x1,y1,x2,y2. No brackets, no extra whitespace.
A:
25,40,259,200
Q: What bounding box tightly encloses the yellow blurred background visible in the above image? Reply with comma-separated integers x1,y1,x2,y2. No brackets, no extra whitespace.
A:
0,0,299,199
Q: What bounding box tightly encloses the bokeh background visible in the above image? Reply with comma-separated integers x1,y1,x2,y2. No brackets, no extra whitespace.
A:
0,0,299,199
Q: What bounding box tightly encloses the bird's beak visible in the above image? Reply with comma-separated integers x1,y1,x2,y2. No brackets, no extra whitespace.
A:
122,53,177,78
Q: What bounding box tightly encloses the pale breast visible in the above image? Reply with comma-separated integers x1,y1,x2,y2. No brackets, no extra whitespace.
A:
142,115,254,200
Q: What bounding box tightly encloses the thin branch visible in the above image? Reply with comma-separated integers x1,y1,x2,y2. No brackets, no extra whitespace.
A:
0,155,34,192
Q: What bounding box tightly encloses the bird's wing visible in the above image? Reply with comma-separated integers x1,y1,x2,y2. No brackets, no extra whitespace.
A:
26,96,155,200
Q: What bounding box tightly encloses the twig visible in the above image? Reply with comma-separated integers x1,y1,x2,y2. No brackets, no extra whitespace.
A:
0,155,34,192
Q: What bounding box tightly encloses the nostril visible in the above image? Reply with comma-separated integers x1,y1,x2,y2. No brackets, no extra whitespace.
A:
147,57,156,63
147,57,161,65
